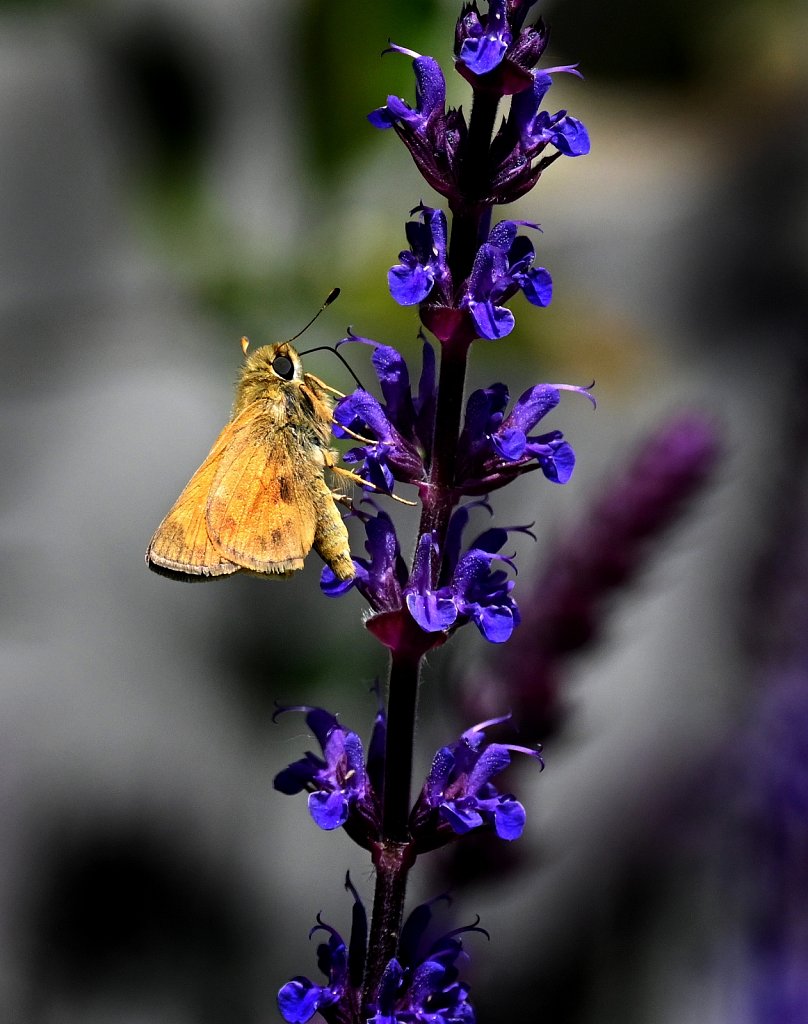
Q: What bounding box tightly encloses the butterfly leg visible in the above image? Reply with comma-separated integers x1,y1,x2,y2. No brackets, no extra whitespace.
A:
332,420,377,445
330,464,417,506
306,373,346,399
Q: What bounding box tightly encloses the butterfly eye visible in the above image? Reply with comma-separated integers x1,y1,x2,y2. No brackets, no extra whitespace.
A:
272,354,295,380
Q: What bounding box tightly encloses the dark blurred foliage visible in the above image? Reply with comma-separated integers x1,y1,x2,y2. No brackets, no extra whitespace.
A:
550,0,699,83
23,816,262,1023
101,15,216,202
687,96,808,351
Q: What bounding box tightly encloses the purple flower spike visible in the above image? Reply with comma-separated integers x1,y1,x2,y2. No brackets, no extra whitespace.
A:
411,715,543,850
388,205,452,307
273,705,381,844
463,220,552,340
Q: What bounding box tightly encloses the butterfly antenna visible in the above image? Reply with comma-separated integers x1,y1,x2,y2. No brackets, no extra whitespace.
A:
297,344,366,391
294,289,366,390
288,287,341,344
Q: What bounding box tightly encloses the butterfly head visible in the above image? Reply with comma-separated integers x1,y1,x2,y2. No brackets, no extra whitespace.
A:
232,342,307,417
245,341,304,382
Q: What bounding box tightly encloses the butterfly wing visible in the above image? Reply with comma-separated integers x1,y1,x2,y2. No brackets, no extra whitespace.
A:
146,426,242,581
204,408,319,577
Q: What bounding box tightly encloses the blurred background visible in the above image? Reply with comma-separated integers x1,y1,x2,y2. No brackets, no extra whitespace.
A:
1,0,806,1021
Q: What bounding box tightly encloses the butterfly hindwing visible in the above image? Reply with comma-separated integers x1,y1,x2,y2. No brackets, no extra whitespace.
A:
146,427,242,580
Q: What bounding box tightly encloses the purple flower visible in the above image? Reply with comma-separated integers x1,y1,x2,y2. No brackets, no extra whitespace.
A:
273,705,383,845
454,0,550,95
322,500,534,646
410,715,543,851
369,947,475,1024
280,882,482,1024
388,205,452,307
404,503,533,643
369,900,485,1024
462,220,553,339
332,334,435,492
278,875,366,1024
455,0,511,76
368,45,466,202
320,503,408,615
511,66,590,157
488,64,589,203
456,379,594,494
277,919,348,1024
370,17,588,209
369,46,447,134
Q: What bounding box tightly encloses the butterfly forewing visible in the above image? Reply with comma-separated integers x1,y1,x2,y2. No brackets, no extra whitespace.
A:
205,406,319,575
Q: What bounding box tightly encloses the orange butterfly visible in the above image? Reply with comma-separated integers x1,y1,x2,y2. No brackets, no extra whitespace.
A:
147,299,363,581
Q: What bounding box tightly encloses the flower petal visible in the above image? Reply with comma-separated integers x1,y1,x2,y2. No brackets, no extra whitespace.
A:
474,603,516,643
503,384,560,434
371,344,413,426
518,265,553,306
458,31,509,75
492,426,527,460
457,0,511,75
440,800,485,834
406,589,458,633
469,298,515,340
320,565,358,597
388,258,435,305
309,789,350,831
531,438,576,483
273,753,324,796
467,744,512,792
554,114,590,156
493,796,527,840
277,978,325,1024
